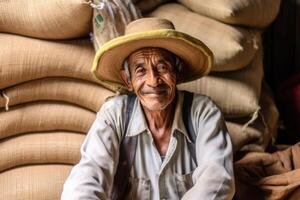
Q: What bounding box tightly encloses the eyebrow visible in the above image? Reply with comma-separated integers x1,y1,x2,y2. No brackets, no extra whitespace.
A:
132,59,145,65
157,59,171,64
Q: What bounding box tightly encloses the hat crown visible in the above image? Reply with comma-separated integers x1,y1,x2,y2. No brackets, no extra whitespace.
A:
125,17,175,35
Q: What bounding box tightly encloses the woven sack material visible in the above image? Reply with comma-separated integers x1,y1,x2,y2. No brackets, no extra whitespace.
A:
149,3,260,72
226,83,279,153
0,0,92,39
0,165,72,200
234,143,300,200
177,0,281,28
0,78,114,112
136,0,172,13
0,34,113,91
91,0,141,50
0,132,84,172
178,45,263,119
0,102,95,140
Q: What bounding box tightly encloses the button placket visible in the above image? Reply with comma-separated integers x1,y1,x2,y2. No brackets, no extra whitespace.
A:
159,137,177,174
158,173,168,200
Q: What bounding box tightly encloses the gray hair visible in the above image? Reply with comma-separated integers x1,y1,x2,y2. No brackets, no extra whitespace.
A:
123,60,131,81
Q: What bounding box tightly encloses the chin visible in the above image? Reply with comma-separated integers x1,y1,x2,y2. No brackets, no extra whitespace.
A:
138,91,176,111
142,101,170,111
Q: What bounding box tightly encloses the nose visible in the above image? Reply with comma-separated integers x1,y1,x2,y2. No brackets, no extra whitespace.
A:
146,68,160,87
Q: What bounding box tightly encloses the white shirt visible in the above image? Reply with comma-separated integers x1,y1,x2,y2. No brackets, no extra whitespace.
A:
61,91,235,200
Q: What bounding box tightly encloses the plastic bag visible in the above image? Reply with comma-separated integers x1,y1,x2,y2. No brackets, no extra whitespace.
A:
89,0,141,50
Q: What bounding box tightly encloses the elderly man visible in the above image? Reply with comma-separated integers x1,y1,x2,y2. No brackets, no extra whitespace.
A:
61,18,234,200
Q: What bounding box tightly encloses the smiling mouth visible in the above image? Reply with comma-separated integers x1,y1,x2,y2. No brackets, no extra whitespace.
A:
143,92,166,98
142,89,167,95
142,85,169,94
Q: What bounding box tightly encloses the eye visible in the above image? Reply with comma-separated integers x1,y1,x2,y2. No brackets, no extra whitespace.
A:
135,65,146,76
157,63,169,73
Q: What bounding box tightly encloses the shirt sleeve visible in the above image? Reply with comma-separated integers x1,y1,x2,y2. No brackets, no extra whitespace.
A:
182,96,235,200
61,98,124,200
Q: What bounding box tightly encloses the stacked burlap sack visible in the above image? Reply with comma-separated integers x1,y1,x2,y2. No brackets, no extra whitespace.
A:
0,0,92,40
134,0,172,13
148,1,281,153
0,1,117,199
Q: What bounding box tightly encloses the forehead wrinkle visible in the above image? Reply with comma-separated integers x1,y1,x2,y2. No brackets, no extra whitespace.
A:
130,48,175,64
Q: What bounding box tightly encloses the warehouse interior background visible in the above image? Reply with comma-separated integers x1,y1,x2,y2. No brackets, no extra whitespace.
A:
263,0,300,144
0,0,300,199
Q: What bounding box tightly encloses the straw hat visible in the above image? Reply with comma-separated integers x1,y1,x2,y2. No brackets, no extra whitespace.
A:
92,17,213,92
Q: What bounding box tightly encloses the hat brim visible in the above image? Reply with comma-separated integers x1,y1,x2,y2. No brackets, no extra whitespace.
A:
92,29,213,92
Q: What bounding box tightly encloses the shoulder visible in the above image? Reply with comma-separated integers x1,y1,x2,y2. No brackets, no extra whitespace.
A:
181,91,221,119
192,93,218,109
179,91,218,111
100,94,128,112
96,94,129,123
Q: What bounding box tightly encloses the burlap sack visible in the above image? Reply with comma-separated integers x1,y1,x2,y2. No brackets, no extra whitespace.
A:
135,0,171,13
149,3,260,72
0,102,95,140
177,0,282,28
0,0,92,39
91,0,141,50
0,78,114,112
234,143,300,200
0,165,72,200
0,34,113,91
0,132,84,172
226,83,279,153
178,44,263,118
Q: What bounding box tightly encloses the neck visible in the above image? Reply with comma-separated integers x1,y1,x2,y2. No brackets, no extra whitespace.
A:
143,99,176,133
142,97,177,156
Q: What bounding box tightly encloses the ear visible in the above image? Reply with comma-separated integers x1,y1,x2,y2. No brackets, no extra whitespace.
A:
120,70,133,91
176,61,184,84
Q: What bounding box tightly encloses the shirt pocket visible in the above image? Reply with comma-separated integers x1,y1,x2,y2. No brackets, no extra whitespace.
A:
175,171,194,198
126,177,151,200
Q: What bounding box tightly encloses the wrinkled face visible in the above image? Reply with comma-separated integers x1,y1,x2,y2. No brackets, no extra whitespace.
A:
124,47,178,111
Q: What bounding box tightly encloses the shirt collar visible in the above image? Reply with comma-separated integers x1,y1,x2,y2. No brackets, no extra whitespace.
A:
125,91,192,142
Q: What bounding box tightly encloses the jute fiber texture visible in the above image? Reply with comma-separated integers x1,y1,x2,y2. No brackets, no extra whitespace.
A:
0,78,114,112
149,3,260,72
0,34,113,91
0,132,84,172
234,142,300,200
178,44,264,119
92,0,141,50
0,165,72,200
0,0,92,39
135,0,171,13
226,83,279,153
0,102,95,140
177,0,282,28
227,121,264,153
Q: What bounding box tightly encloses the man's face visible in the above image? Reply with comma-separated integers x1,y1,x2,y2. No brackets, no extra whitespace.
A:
125,47,178,111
